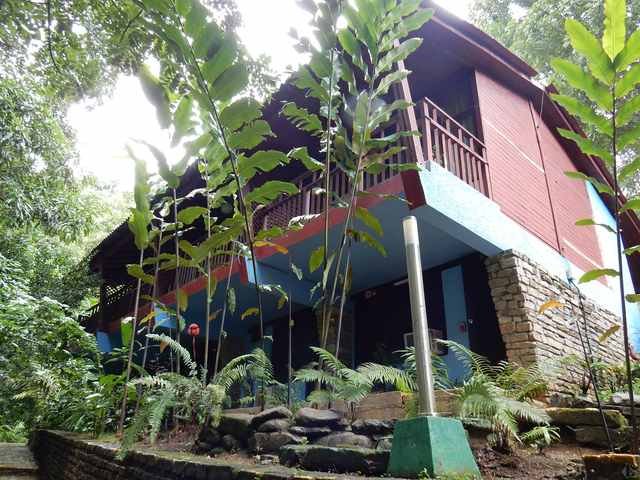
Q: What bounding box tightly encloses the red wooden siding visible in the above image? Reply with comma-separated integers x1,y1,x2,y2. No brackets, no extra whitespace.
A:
474,70,604,275
474,70,558,248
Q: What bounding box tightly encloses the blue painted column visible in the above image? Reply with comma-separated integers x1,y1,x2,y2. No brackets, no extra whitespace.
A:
441,265,471,382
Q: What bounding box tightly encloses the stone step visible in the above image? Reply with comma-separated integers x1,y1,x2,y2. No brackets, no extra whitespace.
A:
0,444,38,480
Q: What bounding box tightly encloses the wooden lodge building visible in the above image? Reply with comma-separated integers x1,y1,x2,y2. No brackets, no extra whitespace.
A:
84,4,640,392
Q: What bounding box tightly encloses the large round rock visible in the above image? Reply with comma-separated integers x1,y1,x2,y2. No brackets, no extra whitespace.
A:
314,431,374,449
294,407,342,427
250,406,293,429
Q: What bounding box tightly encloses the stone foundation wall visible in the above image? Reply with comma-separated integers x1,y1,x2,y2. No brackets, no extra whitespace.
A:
485,250,625,394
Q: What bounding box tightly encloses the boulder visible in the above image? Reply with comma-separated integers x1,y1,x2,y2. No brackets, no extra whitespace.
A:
294,407,343,427
248,432,305,453
218,413,254,440
547,408,628,428
314,431,374,449
197,427,221,446
250,406,293,428
351,419,394,436
279,445,389,475
375,436,393,451
584,454,640,480
289,426,333,439
257,419,291,433
575,426,631,449
221,434,241,452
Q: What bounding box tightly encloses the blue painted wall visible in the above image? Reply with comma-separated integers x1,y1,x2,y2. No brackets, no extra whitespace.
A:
440,265,471,381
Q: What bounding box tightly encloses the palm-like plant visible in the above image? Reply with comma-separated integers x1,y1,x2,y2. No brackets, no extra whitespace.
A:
442,340,552,453
119,333,273,456
295,346,415,419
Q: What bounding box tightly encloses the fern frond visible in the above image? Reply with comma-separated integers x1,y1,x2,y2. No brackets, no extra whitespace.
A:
358,362,416,392
439,340,492,376
147,333,197,377
310,346,346,374
148,390,175,443
306,388,334,405
294,368,340,388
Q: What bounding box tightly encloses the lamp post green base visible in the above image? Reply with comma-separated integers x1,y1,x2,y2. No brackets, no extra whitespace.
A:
387,416,480,478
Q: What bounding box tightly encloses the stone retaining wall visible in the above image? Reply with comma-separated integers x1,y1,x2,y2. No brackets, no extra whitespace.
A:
486,250,625,394
30,430,399,480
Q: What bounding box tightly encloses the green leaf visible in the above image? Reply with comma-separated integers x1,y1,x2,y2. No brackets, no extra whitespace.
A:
211,63,248,103
288,147,324,171
121,317,133,349
238,150,289,179
177,206,208,225
128,209,151,250
138,140,180,188
142,0,169,14
616,95,640,127
281,102,323,136
220,98,261,132
615,29,640,71
403,8,434,33
603,0,626,61
618,125,640,150
352,229,387,256
627,294,640,302
616,64,640,99
127,264,155,285
579,268,619,283
551,94,611,135
241,307,259,320
245,180,299,205
177,288,189,312
378,37,423,74
291,262,303,281
202,37,237,86
173,95,193,143
550,58,611,110
564,171,614,195
565,19,614,85
374,69,410,98
184,1,207,38
558,129,613,165
227,287,236,314
575,218,615,233
227,120,274,150
338,28,362,63
193,22,224,59
309,245,325,274
620,157,640,182
138,65,171,129
598,324,621,342
622,197,640,212
355,206,383,236
175,0,192,15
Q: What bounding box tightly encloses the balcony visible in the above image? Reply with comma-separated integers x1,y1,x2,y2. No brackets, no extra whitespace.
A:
83,95,490,331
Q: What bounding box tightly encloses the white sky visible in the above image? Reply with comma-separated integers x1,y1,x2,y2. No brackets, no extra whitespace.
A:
68,0,472,191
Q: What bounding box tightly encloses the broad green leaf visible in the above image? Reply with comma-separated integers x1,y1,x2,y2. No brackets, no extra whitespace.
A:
179,239,198,259
193,22,224,59
294,66,328,102
622,197,640,212
138,140,180,188
616,29,640,71
616,95,640,127
126,146,151,213
220,98,261,132
374,69,410,98
245,180,299,205
564,171,614,196
551,94,611,135
121,317,133,349
175,0,191,15
625,245,640,255
241,307,259,320
177,288,189,312
202,37,237,86
173,95,193,143
184,1,207,38
356,206,383,236
603,0,626,61
575,218,615,233
211,63,249,102
618,125,640,150
579,268,619,283
138,65,171,129
309,245,325,273
565,19,614,85
142,0,169,14
403,8,434,33
255,226,285,241
238,150,289,179
281,102,323,136
321,252,336,289
627,294,640,302
337,28,362,64
598,324,621,342
127,264,155,285
550,58,611,110
177,206,208,225
227,120,274,150
352,229,387,256
162,24,190,57
558,129,613,165
539,299,563,314
620,157,640,182
227,287,236,314
128,209,150,250
616,64,640,98
378,37,423,74
288,147,324,171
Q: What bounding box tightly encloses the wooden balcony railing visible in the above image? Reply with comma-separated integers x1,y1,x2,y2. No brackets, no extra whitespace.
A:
86,95,490,329
418,98,491,197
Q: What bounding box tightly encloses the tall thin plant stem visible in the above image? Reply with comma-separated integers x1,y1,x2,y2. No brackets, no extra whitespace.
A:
214,248,237,377
334,243,351,360
172,188,182,375
118,248,144,435
611,87,638,453
203,182,212,378
287,255,294,407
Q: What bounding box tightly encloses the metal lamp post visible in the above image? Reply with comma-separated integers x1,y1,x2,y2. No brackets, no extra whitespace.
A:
402,215,437,416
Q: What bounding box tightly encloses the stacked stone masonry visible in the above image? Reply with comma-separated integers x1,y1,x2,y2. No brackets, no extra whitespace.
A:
485,250,625,394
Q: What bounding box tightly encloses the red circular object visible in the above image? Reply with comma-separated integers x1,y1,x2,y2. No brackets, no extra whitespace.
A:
187,323,200,337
